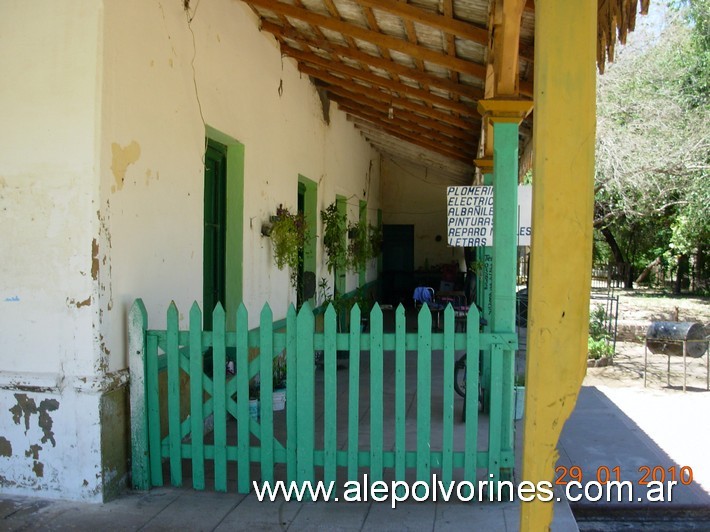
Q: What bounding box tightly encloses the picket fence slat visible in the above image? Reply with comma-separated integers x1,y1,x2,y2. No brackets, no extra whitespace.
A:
416,305,432,490
324,305,337,485
442,306,455,485
347,304,361,481
296,303,315,488
189,302,205,490
260,304,274,485
146,333,162,486
369,304,384,482
212,304,227,492
394,304,406,491
236,304,250,493
286,305,297,484
167,302,182,486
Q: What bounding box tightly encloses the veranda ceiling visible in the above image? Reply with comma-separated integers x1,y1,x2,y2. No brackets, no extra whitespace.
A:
241,0,650,183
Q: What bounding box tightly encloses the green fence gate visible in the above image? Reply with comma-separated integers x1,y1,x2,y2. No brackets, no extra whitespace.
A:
129,299,516,495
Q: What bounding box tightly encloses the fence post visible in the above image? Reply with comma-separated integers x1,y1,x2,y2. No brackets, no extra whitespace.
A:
189,302,205,490
416,305,432,493
129,299,150,490
167,302,183,486
296,302,315,488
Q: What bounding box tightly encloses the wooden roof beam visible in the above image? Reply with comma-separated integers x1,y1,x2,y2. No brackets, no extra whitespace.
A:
326,91,478,141
247,0,488,79
302,66,479,130
492,0,527,97
352,0,489,45
282,44,477,116
351,117,473,163
262,21,483,100
336,101,477,151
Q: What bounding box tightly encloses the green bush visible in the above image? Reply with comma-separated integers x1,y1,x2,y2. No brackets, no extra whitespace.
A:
588,304,614,359
588,337,614,360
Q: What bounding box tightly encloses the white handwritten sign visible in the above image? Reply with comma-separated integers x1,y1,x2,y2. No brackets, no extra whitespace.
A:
446,185,532,247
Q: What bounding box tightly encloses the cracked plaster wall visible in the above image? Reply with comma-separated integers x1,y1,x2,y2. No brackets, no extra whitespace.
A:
0,1,107,500
1,0,381,501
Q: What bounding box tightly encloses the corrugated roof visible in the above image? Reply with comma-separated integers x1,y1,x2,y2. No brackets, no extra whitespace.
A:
240,0,649,182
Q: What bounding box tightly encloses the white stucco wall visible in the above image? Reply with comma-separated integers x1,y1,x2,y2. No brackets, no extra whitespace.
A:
0,0,380,500
99,0,380,371
0,1,106,500
380,155,464,271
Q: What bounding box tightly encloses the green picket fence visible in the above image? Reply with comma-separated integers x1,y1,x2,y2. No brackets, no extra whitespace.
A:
129,299,517,494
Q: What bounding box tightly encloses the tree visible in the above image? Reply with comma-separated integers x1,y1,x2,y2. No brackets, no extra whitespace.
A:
594,2,710,292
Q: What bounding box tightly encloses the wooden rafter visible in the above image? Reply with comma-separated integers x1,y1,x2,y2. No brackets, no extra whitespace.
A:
326,92,478,141
352,0,489,45
336,101,477,152
247,0,488,79
242,0,647,178
283,45,478,116
262,21,483,100
351,117,473,163
309,72,478,130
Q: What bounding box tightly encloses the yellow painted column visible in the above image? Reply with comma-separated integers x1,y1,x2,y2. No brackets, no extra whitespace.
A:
520,0,596,530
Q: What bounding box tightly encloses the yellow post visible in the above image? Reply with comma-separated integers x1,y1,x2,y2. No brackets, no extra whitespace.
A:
520,0,596,530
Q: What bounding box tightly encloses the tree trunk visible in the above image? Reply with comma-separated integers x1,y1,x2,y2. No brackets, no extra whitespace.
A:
696,245,706,293
635,256,662,284
674,254,689,295
600,227,633,289
601,227,625,264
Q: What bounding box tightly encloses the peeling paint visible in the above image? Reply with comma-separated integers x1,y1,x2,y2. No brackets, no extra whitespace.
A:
32,461,44,478
91,238,99,280
10,393,38,431
38,399,59,446
110,140,141,191
25,444,42,460
8,395,59,447
0,436,12,457
67,296,92,308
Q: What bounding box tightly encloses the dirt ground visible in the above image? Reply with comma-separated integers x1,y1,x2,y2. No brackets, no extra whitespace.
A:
584,288,710,390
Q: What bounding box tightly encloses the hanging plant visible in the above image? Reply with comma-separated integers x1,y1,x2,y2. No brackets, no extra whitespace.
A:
368,223,383,258
347,221,382,272
347,220,370,272
321,202,348,274
269,204,309,289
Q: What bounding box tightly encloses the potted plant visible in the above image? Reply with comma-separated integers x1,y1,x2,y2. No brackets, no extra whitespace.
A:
268,204,309,291
321,202,348,274
346,220,382,272
587,304,614,367
347,220,370,272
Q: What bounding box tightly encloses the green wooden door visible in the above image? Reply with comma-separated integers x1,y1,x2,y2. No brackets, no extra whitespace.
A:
204,139,227,329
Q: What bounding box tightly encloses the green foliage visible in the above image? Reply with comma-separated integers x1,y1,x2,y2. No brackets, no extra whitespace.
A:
595,6,709,288
322,201,382,274
588,304,614,359
272,352,287,389
269,204,309,289
347,220,382,272
589,304,610,341
320,202,348,274
588,337,615,360
347,220,370,272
